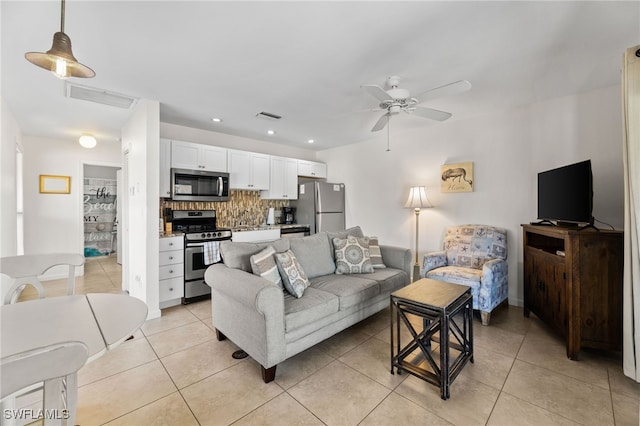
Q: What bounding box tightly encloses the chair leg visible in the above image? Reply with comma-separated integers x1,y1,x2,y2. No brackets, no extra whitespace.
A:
261,365,277,383
480,311,491,326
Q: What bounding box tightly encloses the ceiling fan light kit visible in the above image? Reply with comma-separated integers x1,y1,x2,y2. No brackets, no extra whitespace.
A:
25,0,95,79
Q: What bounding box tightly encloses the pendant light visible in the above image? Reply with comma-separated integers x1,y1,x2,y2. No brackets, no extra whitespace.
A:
25,0,95,79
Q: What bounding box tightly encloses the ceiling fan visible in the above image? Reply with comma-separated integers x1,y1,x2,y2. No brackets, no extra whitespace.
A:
360,76,471,132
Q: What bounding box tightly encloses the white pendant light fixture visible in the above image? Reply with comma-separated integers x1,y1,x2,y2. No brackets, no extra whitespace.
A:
25,0,95,79
79,134,97,149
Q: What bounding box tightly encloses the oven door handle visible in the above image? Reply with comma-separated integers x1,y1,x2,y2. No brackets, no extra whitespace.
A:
186,242,205,248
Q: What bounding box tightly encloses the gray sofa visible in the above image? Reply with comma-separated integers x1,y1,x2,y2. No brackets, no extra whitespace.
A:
204,226,412,383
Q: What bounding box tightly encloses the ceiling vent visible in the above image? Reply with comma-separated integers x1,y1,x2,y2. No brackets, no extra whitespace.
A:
255,111,282,121
65,83,138,109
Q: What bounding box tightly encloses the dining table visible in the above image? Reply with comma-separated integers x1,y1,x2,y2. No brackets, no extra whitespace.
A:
1,293,148,363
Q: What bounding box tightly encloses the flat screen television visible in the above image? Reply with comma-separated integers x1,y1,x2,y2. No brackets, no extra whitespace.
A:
537,160,593,226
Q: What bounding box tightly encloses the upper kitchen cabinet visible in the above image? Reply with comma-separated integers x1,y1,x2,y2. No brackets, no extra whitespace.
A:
159,138,172,198
171,140,227,172
228,150,270,190
261,156,298,200
297,160,327,178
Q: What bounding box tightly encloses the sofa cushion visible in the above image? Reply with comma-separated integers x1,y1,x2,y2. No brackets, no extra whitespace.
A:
250,246,283,290
289,232,335,279
284,287,339,332
221,240,291,272
275,250,310,298
334,236,374,274
309,274,379,310
366,268,409,294
367,236,386,269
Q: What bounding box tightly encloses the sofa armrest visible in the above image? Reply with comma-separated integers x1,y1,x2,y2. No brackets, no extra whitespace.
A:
379,245,412,277
421,251,447,277
204,263,286,368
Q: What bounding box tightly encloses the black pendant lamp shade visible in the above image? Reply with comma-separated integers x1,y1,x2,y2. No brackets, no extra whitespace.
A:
24,0,95,78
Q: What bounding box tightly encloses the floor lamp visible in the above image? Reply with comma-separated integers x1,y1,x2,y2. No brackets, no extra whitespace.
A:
405,186,433,282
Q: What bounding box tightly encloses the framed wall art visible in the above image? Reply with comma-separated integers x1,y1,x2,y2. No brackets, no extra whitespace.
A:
441,162,474,193
39,175,71,194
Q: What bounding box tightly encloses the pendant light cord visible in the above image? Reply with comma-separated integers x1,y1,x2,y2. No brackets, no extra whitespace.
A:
60,0,65,33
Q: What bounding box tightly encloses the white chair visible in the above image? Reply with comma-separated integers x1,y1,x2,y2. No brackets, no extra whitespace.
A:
0,253,85,305
1,341,89,426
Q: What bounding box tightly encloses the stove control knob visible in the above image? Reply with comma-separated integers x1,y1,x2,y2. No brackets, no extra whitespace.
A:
217,232,222,237
207,232,212,238
201,233,206,238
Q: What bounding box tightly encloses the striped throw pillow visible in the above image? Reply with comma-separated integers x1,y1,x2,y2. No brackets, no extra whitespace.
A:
368,237,386,269
250,246,283,290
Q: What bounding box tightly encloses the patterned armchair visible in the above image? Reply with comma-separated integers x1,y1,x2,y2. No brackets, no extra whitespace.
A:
421,225,508,325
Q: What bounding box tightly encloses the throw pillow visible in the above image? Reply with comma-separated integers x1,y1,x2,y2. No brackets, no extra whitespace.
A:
275,250,310,298
368,236,386,269
333,236,374,274
327,226,365,258
250,246,283,290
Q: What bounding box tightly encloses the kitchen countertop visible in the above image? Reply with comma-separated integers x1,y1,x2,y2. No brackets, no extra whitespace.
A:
229,224,310,232
159,231,184,238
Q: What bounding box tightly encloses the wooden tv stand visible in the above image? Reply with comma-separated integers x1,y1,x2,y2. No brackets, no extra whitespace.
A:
522,224,623,360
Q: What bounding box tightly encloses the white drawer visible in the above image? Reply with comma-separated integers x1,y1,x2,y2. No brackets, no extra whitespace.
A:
160,236,184,252
159,264,184,280
159,277,184,302
159,250,184,266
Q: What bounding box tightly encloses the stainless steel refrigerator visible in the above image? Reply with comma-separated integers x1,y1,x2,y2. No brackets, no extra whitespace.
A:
293,182,345,233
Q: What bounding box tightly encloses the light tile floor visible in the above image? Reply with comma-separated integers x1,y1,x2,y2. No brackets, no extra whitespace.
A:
24,256,640,425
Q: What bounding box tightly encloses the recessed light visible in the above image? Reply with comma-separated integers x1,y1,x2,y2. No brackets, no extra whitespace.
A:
212,117,223,123
267,130,276,135
307,139,315,144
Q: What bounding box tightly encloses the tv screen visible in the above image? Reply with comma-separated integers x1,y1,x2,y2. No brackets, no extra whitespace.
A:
537,160,593,224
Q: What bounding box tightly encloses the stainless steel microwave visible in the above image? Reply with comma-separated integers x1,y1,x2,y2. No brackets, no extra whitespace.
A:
171,168,230,202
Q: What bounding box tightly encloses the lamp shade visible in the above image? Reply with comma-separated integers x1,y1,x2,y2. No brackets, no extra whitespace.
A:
405,186,432,209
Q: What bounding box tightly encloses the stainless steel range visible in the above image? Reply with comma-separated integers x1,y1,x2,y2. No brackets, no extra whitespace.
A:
171,210,231,304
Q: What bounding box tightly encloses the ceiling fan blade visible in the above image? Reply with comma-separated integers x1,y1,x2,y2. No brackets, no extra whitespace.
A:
415,80,472,104
371,113,390,132
361,84,394,102
410,106,452,121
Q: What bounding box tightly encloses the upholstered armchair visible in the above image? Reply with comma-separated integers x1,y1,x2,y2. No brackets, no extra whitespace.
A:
421,225,508,325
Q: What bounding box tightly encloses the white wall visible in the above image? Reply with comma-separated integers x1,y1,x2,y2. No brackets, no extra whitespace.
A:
160,122,318,161
1,98,21,258
21,136,121,264
122,100,161,319
317,85,624,306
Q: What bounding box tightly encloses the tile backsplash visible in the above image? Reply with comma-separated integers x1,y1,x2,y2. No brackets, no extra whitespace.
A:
160,190,290,228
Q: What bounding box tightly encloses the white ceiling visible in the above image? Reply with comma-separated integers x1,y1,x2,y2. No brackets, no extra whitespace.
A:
2,1,639,151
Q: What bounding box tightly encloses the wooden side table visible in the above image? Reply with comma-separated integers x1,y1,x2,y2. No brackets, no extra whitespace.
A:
390,278,474,400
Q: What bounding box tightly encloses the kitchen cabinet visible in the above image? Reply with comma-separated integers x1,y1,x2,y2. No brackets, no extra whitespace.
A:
159,138,171,198
228,149,270,190
159,235,184,308
171,140,227,172
522,225,623,359
297,160,327,178
261,156,298,200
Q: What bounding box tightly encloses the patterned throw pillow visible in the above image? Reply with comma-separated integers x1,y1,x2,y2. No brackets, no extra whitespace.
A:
368,236,386,269
275,250,310,298
333,236,374,274
250,246,283,290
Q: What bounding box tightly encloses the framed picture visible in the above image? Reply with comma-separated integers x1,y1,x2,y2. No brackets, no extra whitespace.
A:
441,162,474,193
39,175,71,194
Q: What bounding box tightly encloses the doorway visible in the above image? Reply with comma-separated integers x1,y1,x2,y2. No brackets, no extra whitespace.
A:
83,164,121,261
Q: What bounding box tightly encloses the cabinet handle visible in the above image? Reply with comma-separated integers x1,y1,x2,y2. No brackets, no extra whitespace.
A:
168,242,173,246
169,270,174,274
169,287,173,291
169,256,174,260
